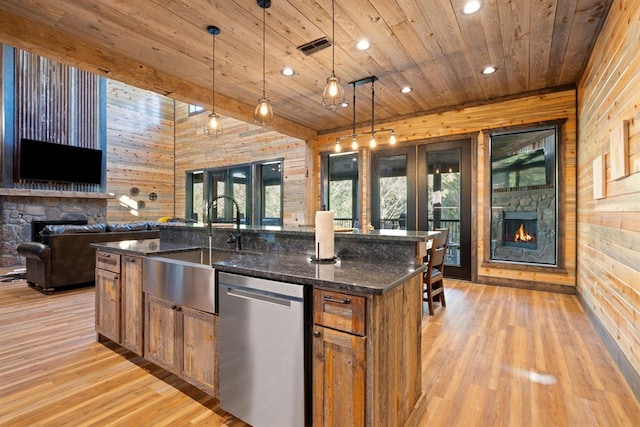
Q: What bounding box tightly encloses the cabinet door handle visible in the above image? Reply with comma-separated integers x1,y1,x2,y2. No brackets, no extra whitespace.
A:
323,295,351,305
125,257,137,263
313,330,321,337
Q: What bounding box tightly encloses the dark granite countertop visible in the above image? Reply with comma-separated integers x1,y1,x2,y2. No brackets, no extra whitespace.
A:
91,238,425,296
160,223,438,242
213,252,425,296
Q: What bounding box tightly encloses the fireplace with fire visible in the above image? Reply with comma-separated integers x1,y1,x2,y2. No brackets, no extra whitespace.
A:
503,211,537,250
489,189,556,266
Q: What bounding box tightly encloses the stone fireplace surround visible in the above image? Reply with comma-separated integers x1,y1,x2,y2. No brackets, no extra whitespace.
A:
490,186,556,265
0,190,109,267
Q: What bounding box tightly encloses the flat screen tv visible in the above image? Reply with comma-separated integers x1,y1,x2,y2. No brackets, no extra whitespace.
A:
18,138,103,185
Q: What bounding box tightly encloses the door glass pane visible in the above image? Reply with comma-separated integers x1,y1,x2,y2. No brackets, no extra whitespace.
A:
379,154,407,229
191,172,204,222
261,161,282,225
230,167,249,224
210,172,226,222
428,150,461,266
328,152,358,228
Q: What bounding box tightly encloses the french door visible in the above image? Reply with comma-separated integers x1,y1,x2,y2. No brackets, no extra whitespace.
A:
418,140,471,280
372,139,472,280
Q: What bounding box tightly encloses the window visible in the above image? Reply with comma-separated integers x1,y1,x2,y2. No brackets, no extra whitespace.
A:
377,154,408,229
322,152,359,228
489,126,558,266
188,104,205,115
188,171,204,222
259,161,283,226
371,147,415,230
209,166,251,224
186,160,283,226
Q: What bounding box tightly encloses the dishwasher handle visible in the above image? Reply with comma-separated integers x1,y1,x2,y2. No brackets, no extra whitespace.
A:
223,285,298,307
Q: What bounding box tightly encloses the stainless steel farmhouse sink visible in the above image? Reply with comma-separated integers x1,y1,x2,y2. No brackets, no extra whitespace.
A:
143,249,233,314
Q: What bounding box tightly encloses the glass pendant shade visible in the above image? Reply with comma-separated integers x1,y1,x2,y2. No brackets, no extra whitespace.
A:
390,132,396,145
369,134,376,148
205,112,221,136
323,74,345,110
351,136,358,150
254,97,274,125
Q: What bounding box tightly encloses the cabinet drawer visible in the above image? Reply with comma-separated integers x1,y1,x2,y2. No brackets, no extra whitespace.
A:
313,289,365,336
96,250,121,273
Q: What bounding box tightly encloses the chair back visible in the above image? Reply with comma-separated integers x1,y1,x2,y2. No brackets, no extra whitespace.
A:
433,228,449,249
428,246,445,272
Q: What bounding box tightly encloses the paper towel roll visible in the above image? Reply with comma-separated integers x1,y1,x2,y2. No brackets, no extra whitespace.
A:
315,211,335,259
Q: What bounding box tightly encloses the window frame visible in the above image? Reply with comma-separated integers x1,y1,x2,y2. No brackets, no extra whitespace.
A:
320,151,360,228
486,121,564,268
185,159,284,227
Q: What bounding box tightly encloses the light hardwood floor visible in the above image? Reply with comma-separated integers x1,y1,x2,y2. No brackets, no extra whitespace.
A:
1,269,639,426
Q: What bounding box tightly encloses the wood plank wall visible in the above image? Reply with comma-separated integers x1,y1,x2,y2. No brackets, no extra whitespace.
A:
173,103,309,226
104,80,175,222
314,90,577,291
577,0,640,384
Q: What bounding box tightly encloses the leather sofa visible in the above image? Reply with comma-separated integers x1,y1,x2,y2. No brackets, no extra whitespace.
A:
17,222,160,294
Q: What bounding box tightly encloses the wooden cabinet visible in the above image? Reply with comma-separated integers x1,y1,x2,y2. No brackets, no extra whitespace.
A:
95,250,145,356
144,294,218,397
95,250,121,343
312,289,366,427
312,326,366,427
312,274,425,427
121,255,144,355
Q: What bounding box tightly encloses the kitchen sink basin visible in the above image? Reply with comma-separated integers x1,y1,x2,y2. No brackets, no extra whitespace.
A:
151,248,234,265
143,248,234,314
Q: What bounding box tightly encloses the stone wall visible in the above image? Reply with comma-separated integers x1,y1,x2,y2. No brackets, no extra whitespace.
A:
0,195,107,267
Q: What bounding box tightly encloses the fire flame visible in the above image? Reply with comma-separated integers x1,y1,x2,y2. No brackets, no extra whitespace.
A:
514,223,534,243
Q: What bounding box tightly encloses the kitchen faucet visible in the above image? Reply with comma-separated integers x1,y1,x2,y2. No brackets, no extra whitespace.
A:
206,195,242,251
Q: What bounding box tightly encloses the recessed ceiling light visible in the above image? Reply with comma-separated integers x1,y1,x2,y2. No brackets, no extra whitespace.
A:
401,86,412,94
340,101,350,108
482,66,496,75
463,0,482,14
356,39,370,50
281,67,295,76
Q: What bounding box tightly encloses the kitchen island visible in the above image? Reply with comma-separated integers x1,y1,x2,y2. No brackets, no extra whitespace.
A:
92,227,436,426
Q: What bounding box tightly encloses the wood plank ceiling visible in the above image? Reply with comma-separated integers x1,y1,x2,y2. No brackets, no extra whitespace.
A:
0,0,612,140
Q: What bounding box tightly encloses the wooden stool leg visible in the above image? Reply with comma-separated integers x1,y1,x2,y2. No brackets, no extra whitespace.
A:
426,285,434,315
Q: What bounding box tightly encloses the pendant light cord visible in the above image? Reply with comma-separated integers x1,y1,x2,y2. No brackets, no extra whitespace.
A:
371,80,375,134
262,6,266,98
212,31,216,109
331,0,335,75
352,83,356,136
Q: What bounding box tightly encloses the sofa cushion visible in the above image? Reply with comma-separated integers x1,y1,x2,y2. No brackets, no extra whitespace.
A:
43,223,107,235
106,222,150,232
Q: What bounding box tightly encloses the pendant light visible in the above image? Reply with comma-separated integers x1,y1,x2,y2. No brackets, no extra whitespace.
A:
322,0,345,109
205,25,222,136
334,76,396,152
254,0,274,125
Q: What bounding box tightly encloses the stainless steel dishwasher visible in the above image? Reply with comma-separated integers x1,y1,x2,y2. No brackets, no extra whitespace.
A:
218,271,308,427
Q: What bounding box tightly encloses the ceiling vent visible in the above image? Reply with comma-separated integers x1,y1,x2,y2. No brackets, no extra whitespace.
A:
297,37,331,56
